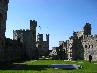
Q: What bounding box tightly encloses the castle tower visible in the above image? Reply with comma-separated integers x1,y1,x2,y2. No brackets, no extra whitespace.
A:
46,34,49,49
30,20,37,46
84,23,91,35
30,20,37,31
46,34,49,42
30,20,37,58
0,0,9,48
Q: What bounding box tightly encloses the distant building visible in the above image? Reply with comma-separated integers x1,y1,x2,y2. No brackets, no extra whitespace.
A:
50,47,59,59
51,41,67,60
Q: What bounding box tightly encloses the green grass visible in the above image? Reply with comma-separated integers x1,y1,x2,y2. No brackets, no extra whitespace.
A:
0,60,97,73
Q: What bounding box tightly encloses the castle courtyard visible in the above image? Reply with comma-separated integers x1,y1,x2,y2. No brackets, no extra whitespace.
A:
0,60,97,73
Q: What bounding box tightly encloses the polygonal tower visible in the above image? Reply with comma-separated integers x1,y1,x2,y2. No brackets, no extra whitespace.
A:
0,0,9,48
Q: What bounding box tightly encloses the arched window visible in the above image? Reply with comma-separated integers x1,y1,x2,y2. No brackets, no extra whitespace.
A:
89,45,90,48
92,45,93,48
85,45,87,48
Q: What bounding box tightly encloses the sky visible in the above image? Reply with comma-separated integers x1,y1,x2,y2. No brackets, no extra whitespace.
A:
6,0,97,49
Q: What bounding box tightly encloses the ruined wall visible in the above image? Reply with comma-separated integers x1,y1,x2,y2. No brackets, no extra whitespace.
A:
66,23,97,61
37,33,49,57
83,35,97,61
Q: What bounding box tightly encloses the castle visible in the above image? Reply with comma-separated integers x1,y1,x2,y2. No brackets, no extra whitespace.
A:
0,1,49,64
13,20,37,59
13,20,49,59
67,23,97,61
0,0,97,64
51,23,97,61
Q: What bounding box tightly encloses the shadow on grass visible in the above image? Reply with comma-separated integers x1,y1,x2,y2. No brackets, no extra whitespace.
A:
0,64,48,71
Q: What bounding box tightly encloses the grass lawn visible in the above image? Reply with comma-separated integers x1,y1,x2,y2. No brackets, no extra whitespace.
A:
0,60,97,73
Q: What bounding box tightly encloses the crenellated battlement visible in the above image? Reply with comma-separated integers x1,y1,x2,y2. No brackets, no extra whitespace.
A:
30,20,37,30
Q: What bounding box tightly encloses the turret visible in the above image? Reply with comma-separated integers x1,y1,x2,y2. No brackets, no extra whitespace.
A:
84,23,91,35
46,34,49,49
30,20,37,51
46,34,49,42
30,20,37,30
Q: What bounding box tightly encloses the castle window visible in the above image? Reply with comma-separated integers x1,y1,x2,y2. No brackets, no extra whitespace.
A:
85,45,87,48
70,48,72,50
84,41,86,42
89,45,90,48
92,45,93,48
70,53,72,57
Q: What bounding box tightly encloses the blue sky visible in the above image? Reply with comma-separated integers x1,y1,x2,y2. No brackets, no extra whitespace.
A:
6,0,97,49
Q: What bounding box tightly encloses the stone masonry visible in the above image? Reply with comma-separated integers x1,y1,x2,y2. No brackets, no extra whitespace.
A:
0,0,9,63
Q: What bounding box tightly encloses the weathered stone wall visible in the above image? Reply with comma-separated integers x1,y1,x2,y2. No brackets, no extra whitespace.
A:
0,0,9,64
83,35,97,61
13,20,37,59
36,34,49,57
66,23,97,61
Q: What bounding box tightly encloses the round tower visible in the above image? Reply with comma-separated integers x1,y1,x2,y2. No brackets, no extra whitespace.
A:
0,0,9,48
